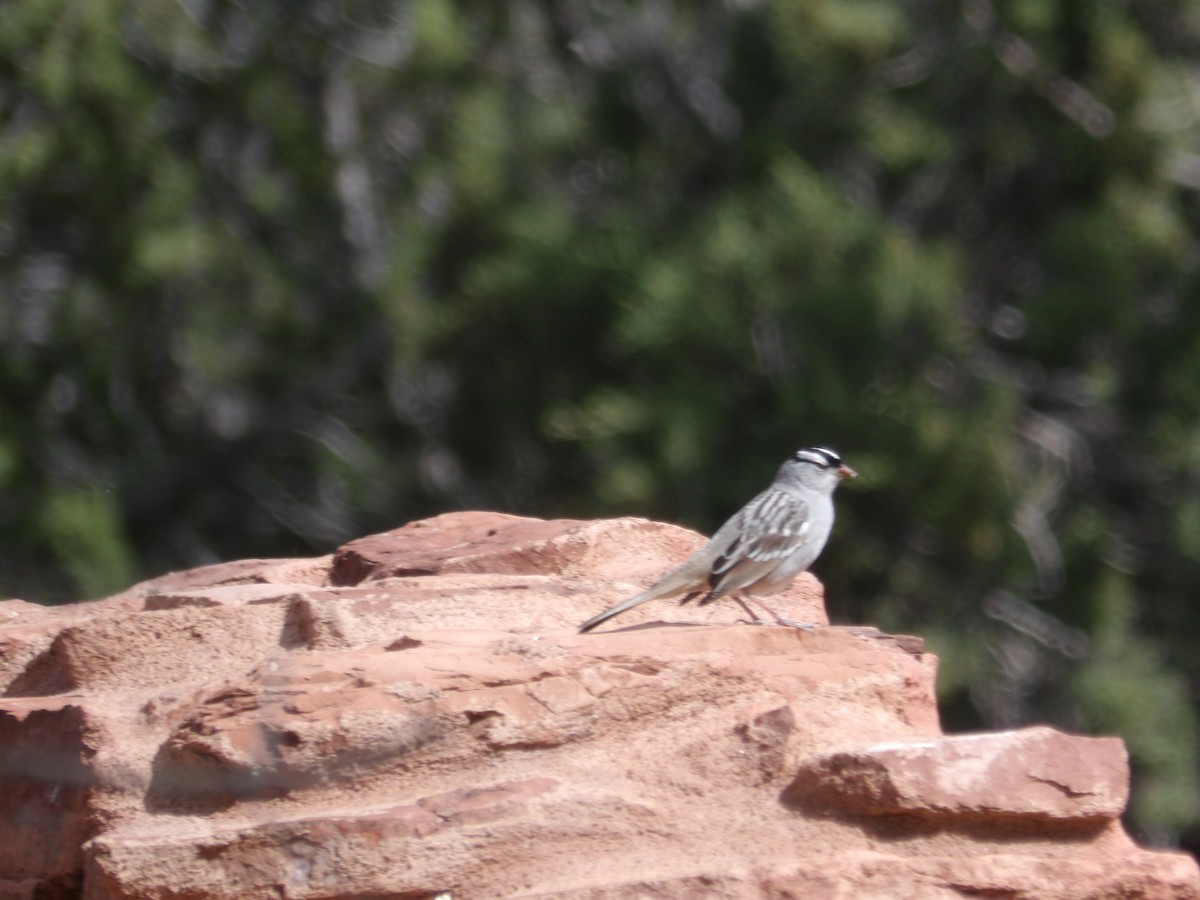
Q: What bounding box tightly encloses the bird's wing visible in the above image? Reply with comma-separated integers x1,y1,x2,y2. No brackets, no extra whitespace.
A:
705,489,811,597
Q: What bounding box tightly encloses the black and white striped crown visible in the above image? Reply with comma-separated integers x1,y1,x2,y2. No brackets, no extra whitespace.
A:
793,447,842,468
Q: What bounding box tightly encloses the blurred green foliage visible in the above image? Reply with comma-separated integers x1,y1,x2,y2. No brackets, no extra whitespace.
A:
2,0,1199,850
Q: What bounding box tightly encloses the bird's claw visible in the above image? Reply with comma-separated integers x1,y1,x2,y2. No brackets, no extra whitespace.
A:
775,618,817,631
734,617,815,631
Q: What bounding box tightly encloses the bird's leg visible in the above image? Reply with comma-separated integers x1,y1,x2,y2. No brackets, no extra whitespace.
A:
734,597,769,624
743,596,817,631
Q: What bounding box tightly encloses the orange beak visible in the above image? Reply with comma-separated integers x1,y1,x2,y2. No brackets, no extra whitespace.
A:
836,465,857,480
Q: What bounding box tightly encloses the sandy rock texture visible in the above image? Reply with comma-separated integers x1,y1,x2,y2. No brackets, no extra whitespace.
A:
0,511,1196,899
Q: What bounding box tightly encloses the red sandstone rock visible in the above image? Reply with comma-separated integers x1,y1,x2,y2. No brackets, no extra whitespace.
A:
787,726,1130,822
0,699,98,898
0,511,1193,899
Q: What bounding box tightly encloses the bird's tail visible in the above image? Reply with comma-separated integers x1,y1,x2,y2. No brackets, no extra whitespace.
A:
577,569,698,634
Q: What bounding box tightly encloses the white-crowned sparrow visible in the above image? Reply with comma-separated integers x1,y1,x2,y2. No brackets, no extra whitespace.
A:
578,447,856,633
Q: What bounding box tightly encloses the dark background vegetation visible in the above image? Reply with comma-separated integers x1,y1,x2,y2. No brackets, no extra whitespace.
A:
2,0,1199,852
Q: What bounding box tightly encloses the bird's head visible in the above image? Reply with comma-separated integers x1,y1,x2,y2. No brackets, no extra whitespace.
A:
779,446,857,492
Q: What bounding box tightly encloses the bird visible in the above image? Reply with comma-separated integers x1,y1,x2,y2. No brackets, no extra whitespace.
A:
577,447,856,634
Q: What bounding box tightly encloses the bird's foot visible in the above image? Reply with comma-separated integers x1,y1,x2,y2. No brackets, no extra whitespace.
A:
736,616,816,630
774,617,817,631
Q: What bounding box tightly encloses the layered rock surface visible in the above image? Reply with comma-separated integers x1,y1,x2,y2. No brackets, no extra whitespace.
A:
0,511,1195,899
